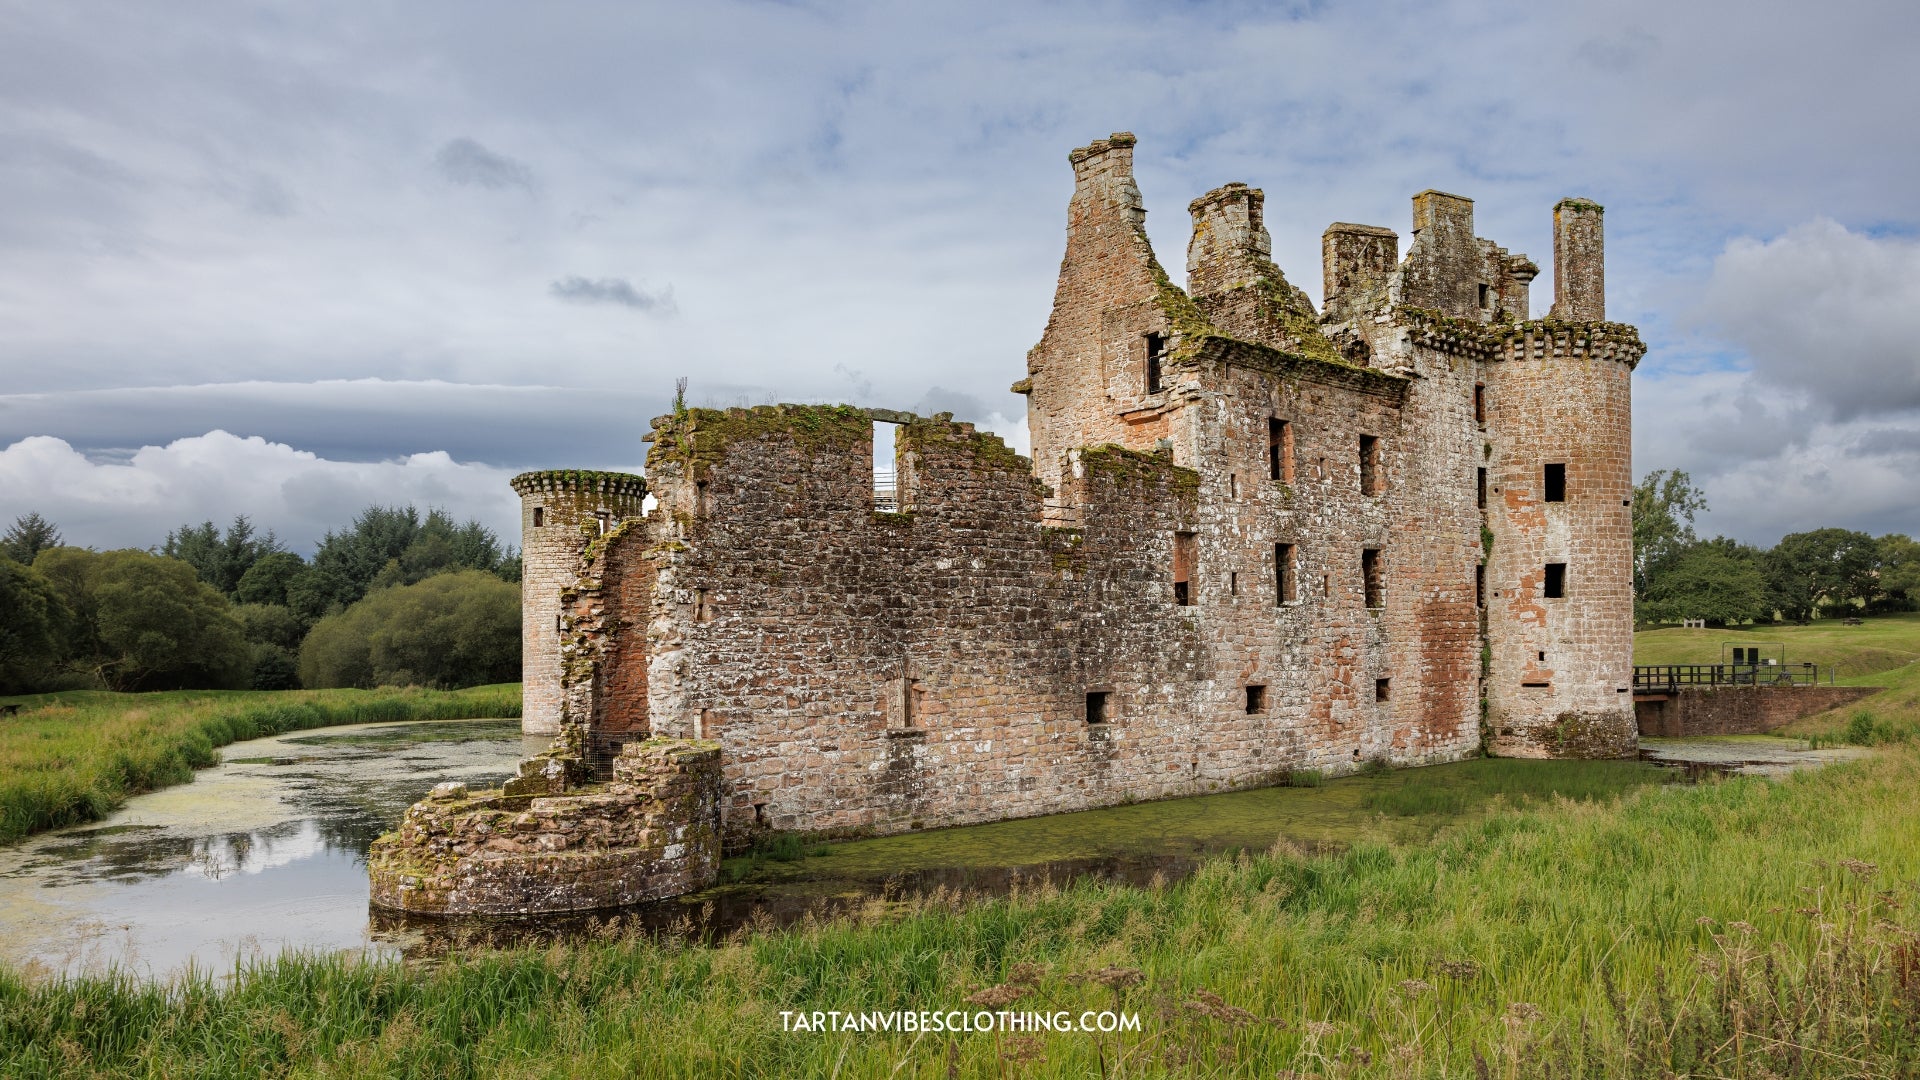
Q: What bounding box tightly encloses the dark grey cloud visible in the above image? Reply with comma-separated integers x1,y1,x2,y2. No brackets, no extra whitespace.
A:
432,137,535,191
548,275,676,313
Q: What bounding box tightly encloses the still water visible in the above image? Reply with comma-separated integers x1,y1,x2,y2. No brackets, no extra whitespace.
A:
0,719,1862,980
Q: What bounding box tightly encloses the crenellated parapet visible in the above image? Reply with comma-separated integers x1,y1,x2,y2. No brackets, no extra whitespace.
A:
1396,309,1646,368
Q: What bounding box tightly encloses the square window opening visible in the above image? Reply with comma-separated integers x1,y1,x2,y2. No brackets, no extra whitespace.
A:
1245,685,1267,714
1085,691,1111,725
1543,463,1566,503
1375,678,1391,702
1544,562,1566,599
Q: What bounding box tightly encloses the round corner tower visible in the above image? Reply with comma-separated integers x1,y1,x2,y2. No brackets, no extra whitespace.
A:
1480,197,1640,758
511,470,648,736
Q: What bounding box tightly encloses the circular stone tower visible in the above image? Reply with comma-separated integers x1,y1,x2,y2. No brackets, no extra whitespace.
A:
511,470,648,736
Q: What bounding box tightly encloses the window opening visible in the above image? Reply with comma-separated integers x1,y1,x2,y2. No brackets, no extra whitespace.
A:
1475,564,1485,608
873,421,903,512
1474,383,1486,427
1085,691,1111,725
594,510,610,535
1229,473,1237,499
1477,467,1487,509
1229,571,1238,597
532,506,545,528
1275,543,1297,604
1268,419,1294,482
1543,463,1566,503
1375,678,1390,702
1144,333,1166,394
1362,548,1383,608
1245,685,1266,714
1359,435,1381,495
1544,562,1566,598
1477,283,1490,309
1172,531,1197,606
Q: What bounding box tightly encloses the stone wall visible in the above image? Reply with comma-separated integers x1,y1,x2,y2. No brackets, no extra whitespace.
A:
1636,686,1883,738
368,739,721,916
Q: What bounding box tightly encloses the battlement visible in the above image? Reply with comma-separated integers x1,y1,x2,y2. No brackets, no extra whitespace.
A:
511,470,648,499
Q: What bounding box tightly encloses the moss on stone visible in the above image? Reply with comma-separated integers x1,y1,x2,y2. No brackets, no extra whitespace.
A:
648,404,871,477
1080,444,1202,497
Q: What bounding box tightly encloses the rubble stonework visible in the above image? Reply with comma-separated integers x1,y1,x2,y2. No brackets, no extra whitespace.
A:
368,739,721,916
419,133,1639,912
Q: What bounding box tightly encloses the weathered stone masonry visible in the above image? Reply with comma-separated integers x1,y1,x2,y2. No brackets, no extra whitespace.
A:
434,134,1641,902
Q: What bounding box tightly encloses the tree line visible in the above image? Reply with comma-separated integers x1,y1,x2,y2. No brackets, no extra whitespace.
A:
0,508,522,695
1633,470,1919,625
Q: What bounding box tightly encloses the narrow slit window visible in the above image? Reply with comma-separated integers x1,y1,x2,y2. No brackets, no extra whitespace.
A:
1229,571,1238,597
1144,333,1167,394
594,510,610,535
532,506,545,528
1085,691,1111,725
1229,473,1237,499
1477,283,1490,309
1172,531,1198,606
1245,685,1266,714
1362,548,1383,608
1477,467,1487,509
1475,564,1486,608
873,421,903,511
1268,418,1294,482
1274,543,1297,604
1359,435,1381,495
1544,562,1566,599
1474,383,1486,427
696,480,710,515
1543,463,1566,503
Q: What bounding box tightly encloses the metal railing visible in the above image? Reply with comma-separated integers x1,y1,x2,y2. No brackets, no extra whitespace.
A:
873,469,899,513
1631,663,1825,693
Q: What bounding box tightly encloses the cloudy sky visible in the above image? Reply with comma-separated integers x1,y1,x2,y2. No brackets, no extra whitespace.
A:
2,0,1917,554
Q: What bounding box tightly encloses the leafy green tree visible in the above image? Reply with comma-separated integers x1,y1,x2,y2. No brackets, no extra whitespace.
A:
1877,533,1920,608
232,603,306,651
299,570,519,690
1640,543,1770,626
234,550,308,608
1765,528,1881,621
34,548,250,690
0,557,70,693
291,506,515,621
162,516,284,597
1,512,62,565
1631,470,1707,602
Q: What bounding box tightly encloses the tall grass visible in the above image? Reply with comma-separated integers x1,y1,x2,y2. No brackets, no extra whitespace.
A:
3,744,1915,1077
0,685,520,844
1359,757,1665,816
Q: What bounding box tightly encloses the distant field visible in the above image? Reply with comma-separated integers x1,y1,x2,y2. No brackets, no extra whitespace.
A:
0,685,521,844
1633,612,1920,678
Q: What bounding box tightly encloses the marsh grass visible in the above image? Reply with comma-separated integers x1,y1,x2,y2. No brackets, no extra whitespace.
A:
0,685,520,843
1359,758,1669,817
4,743,1916,1077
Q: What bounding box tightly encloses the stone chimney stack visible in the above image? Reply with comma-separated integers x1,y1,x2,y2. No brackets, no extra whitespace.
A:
1551,197,1605,321
1186,183,1270,296
1067,132,1144,228
1321,223,1399,322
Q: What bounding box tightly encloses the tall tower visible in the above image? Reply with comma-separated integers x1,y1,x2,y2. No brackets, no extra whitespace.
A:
1480,198,1638,757
511,470,648,736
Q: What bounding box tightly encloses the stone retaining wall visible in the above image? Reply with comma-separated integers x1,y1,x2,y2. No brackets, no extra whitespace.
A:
1635,686,1884,738
368,739,722,916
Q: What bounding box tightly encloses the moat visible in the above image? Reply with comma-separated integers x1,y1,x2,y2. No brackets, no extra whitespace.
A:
0,718,1868,979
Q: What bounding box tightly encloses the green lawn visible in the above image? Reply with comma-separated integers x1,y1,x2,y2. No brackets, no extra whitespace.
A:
1633,611,1920,678
0,685,520,844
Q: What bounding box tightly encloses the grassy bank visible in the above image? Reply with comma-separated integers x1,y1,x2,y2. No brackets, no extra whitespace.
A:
1633,611,1920,677
0,685,520,844
3,744,1916,1077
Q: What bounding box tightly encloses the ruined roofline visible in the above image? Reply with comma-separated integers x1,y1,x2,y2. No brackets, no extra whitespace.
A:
1187,335,1409,399
511,469,648,498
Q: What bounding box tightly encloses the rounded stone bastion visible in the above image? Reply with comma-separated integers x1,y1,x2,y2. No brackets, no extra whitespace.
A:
368,738,722,917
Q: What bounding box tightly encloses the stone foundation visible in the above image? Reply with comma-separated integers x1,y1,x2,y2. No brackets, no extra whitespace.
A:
369,739,722,916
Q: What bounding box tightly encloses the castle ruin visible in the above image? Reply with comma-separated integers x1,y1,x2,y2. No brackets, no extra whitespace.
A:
371,134,1639,915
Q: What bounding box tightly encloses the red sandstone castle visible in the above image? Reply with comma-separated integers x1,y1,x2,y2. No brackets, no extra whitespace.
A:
512,133,1639,848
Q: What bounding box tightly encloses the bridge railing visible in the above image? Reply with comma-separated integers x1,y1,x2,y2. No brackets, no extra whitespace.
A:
1632,663,1824,693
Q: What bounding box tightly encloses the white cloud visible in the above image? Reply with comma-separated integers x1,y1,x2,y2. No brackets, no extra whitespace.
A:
0,432,523,555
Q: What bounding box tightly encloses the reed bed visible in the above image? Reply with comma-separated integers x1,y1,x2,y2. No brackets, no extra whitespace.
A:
3,741,1915,1077
0,685,520,843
